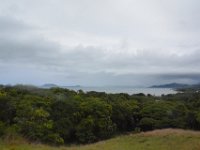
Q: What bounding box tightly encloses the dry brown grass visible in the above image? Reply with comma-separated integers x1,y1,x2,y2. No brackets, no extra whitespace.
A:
138,128,200,137
1,129,200,150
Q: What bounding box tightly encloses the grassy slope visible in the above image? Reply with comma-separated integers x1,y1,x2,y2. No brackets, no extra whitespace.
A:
1,129,200,150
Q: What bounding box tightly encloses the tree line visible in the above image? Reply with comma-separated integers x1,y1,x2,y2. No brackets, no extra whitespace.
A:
0,85,200,145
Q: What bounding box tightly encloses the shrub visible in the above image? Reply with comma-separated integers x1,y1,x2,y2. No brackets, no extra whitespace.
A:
0,121,6,136
139,117,156,131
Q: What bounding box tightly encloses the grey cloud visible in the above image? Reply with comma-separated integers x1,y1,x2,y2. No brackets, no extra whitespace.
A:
155,73,200,84
0,0,200,85
0,15,29,32
0,16,61,64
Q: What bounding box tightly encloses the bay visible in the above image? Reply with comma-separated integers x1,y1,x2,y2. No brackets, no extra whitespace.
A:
64,86,177,96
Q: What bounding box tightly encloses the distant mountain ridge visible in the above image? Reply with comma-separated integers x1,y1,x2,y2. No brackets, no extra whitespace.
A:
150,83,200,89
41,83,200,90
41,83,58,88
41,84,81,89
150,83,189,88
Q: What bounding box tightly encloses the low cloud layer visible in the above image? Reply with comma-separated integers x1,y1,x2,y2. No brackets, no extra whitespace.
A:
0,0,200,86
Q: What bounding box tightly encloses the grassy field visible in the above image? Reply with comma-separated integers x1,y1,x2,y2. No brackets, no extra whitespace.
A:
1,129,200,150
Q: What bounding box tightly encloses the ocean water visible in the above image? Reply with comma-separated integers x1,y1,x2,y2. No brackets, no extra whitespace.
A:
65,86,177,96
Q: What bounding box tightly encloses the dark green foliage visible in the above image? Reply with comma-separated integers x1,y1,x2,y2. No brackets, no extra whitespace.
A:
140,101,188,129
0,95,16,124
43,133,64,145
111,100,139,132
139,117,156,131
14,95,63,145
76,116,96,143
50,99,80,142
75,98,115,143
0,121,6,136
0,85,200,145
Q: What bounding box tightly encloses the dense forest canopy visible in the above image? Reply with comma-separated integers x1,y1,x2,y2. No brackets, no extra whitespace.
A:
0,85,200,145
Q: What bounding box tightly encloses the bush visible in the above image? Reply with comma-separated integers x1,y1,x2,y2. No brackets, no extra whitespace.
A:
75,98,115,143
76,116,96,143
43,133,64,145
0,121,6,136
139,117,156,131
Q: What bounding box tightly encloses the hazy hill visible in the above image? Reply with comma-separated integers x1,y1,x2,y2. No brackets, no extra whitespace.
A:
150,83,189,88
41,83,58,88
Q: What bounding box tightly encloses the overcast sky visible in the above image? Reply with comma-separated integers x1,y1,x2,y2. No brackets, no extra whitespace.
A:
0,0,200,86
